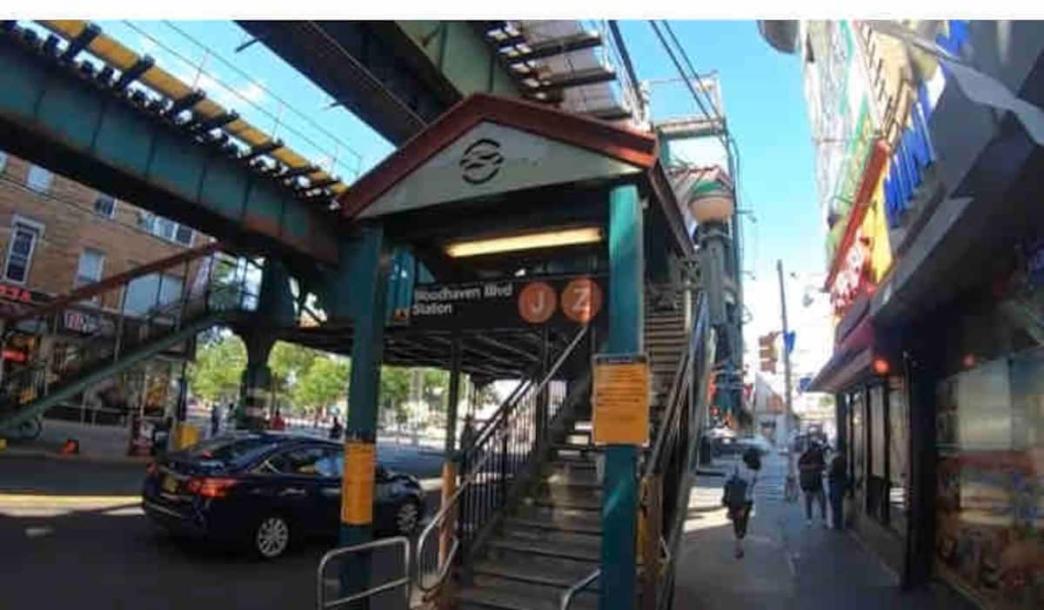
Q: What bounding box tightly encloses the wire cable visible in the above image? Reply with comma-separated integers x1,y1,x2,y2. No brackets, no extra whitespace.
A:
121,21,361,180
159,21,363,167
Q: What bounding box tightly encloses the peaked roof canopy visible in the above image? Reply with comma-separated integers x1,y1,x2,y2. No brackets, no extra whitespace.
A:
337,93,662,220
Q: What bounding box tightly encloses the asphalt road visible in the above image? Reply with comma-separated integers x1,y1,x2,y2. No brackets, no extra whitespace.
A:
0,444,444,610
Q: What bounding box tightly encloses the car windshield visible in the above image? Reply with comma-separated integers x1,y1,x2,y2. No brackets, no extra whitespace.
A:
182,436,277,464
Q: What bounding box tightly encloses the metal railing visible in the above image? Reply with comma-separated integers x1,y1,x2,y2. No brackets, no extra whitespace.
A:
316,536,411,610
638,292,714,610
415,324,591,598
559,568,600,610
647,293,716,610
0,245,264,431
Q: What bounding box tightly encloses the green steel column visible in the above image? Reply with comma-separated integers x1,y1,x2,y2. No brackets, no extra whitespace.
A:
444,335,462,455
239,336,274,431
238,259,295,431
338,225,388,610
602,183,644,610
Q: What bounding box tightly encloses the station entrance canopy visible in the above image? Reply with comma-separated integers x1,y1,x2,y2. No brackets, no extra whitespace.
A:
319,94,694,378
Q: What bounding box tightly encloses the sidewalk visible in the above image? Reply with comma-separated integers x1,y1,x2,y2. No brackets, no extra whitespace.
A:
673,453,974,610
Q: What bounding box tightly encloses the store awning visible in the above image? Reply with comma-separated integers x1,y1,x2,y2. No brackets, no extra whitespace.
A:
808,314,876,394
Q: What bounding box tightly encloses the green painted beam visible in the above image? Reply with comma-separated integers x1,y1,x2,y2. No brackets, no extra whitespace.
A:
396,21,521,99
0,39,339,265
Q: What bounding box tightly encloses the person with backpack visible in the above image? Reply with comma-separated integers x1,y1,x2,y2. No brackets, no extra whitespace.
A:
799,440,828,527
722,447,761,559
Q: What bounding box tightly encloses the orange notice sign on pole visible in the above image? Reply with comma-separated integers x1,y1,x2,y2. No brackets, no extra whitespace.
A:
341,441,376,525
592,353,650,446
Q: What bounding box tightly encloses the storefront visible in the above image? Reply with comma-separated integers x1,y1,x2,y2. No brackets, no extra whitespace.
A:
837,370,911,572
921,249,1044,609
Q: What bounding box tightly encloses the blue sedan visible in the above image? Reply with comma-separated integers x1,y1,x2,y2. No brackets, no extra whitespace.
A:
142,432,425,559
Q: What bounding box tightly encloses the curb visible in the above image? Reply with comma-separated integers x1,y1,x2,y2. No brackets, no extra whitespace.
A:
0,446,151,465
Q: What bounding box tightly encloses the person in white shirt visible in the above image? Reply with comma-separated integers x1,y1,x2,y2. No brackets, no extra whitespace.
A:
724,447,762,558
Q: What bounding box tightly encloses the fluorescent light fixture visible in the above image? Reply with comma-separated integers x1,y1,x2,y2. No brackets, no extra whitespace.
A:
445,227,603,258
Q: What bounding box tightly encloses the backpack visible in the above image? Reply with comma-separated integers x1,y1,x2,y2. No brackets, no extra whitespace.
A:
722,467,749,510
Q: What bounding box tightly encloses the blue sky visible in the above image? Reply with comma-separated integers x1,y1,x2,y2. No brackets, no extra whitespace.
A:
90,19,833,373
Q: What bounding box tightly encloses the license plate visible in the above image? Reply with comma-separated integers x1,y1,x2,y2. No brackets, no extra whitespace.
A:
162,475,178,493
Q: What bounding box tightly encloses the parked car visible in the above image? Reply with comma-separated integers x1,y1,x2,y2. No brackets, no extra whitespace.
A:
142,432,425,559
736,435,773,456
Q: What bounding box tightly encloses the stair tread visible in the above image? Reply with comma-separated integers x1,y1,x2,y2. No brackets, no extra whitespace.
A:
472,557,599,587
500,526,602,547
504,515,603,534
487,536,601,561
543,471,600,487
528,494,602,511
456,577,598,610
516,504,603,524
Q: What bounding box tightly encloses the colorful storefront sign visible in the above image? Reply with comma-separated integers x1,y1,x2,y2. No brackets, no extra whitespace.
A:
883,21,970,231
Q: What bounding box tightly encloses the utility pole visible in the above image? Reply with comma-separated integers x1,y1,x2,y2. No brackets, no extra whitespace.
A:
776,259,794,448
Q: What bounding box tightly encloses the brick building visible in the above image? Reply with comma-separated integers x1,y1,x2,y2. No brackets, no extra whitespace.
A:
0,149,210,427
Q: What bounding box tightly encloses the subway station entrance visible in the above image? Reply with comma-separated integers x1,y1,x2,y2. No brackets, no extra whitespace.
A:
314,93,724,610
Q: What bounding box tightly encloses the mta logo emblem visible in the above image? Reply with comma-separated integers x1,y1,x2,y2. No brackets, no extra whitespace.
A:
460,138,504,185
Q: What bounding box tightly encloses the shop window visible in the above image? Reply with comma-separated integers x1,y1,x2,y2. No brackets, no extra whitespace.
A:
3,218,43,284
867,384,889,524
850,389,865,497
26,165,53,194
887,376,909,536
93,194,117,219
935,352,1042,609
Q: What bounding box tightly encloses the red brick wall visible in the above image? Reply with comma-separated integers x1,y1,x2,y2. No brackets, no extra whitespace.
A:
0,151,213,311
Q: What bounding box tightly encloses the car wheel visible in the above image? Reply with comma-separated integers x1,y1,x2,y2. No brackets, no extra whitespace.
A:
253,514,292,559
395,500,421,535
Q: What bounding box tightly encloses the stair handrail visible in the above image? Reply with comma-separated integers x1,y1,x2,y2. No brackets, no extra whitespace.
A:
638,292,713,610
0,241,225,325
655,325,716,610
415,323,590,596
644,292,707,480
0,248,260,427
559,568,600,610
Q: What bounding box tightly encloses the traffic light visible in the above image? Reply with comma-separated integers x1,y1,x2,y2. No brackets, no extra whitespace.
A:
758,332,779,373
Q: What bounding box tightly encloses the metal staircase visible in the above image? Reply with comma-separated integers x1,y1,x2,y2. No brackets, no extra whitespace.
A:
414,290,708,610
0,243,259,437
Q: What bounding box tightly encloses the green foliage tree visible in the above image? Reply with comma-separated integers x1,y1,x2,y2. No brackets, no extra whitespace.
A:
292,356,350,415
187,333,246,403
269,341,320,409
421,368,450,412
380,366,412,424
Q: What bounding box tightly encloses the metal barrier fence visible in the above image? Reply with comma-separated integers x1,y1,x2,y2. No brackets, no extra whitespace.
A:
316,536,411,610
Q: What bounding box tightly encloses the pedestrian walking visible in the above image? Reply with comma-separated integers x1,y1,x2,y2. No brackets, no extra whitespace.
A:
270,408,286,431
799,440,828,527
783,451,799,503
722,447,761,559
827,453,848,530
329,416,343,440
460,414,477,453
210,403,221,437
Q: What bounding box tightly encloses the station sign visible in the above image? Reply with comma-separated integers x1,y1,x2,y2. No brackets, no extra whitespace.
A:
404,274,607,330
